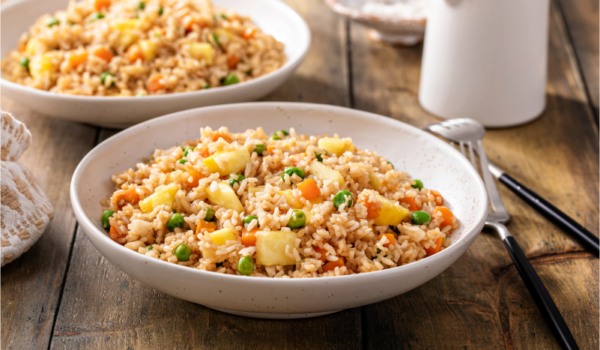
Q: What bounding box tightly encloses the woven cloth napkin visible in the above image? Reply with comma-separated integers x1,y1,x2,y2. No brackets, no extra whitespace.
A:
1,111,54,266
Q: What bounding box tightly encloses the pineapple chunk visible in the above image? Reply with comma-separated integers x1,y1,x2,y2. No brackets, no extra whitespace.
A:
111,19,140,48
203,146,250,176
309,160,345,187
29,54,57,80
206,182,244,213
25,38,47,56
209,228,237,245
139,183,179,213
369,171,381,190
249,186,265,194
189,42,214,65
278,190,303,209
138,40,158,61
318,137,354,157
360,190,409,226
255,231,297,266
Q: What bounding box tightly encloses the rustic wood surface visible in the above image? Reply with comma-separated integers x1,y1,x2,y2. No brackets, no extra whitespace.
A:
1,0,598,349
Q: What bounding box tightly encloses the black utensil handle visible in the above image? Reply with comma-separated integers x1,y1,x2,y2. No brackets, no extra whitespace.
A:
503,236,579,350
499,173,599,257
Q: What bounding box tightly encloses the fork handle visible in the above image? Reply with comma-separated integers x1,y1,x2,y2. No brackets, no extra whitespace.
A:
499,173,599,257
503,235,579,350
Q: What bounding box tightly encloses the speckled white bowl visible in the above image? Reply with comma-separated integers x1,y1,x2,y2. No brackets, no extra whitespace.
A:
70,102,487,319
1,0,310,128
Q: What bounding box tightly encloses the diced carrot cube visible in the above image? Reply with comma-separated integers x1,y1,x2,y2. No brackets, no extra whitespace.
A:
114,189,139,209
126,45,144,63
400,196,419,211
109,225,126,243
196,219,216,235
379,233,396,247
68,50,88,68
242,27,256,40
363,200,380,219
227,54,239,69
93,47,114,63
211,132,231,142
241,228,259,247
322,257,345,272
186,169,204,188
313,245,328,262
424,236,443,256
147,74,166,92
297,178,320,201
94,0,111,11
434,206,454,226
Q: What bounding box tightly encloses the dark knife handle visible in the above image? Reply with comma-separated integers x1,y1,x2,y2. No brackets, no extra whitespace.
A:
503,236,579,350
499,173,599,257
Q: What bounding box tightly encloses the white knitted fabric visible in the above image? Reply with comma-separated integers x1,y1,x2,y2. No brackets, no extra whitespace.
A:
1,111,54,266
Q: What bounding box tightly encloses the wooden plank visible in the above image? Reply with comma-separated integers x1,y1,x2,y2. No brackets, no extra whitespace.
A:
350,0,599,348
555,0,599,116
0,96,98,349
49,1,362,349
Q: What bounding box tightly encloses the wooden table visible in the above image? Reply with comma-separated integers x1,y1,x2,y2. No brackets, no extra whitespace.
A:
2,0,598,348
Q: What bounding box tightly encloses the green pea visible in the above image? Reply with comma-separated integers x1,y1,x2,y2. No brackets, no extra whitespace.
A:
314,151,323,162
174,243,191,261
223,74,239,85
411,211,431,225
183,147,195,157
158,6,164,15
177,159,187,164
242,215,259,227
147,245,153,251
282,167,305,181
272,130,289,140
287,209,306,229
411,179,423,190
238,256,254,276
387,161,394,169
253,143,267,156
333,190,353,209
228,174,245,187
204,207,215,222
101,210,115,230
90,12,105,21
138,1,145,10
212,33,221,47
100,71,115,86
19,57,30,71
166,213,185,231
46,17,60,27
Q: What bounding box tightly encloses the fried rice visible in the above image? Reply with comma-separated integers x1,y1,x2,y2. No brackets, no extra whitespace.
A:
1,0,286,96
101,127,457,278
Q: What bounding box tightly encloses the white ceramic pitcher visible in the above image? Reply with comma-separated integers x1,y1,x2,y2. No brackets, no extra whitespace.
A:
418,0,549,128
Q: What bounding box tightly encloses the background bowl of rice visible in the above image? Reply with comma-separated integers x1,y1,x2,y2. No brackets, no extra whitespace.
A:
0,0,310,128
71,102,488,319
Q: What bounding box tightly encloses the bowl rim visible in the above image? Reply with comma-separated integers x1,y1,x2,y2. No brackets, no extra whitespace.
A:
323,0,427,26
70,102,488,285
0,0,311,101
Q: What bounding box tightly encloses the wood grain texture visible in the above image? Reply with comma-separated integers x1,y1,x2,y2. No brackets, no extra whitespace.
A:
349,1,599,349
555,0,599,115
0,97,98,349
48,1,362,349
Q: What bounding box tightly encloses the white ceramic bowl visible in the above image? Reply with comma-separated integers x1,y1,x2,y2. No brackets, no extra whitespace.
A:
0,0,310,128
324,0,426,45
70,102,488,319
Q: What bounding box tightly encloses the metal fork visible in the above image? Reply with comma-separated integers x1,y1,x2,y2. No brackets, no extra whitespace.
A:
424,119,578,350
